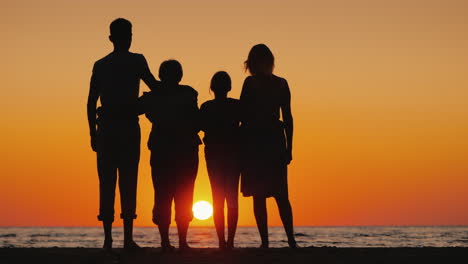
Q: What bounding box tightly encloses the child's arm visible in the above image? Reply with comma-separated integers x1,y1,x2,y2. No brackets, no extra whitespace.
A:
138,92,157,123
137,92,149,116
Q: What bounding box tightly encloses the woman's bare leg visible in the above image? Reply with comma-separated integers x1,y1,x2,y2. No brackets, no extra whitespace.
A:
253,196,268,248
275,195,297,248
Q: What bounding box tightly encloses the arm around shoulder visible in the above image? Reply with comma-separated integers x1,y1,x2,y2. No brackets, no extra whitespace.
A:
139,54,160,91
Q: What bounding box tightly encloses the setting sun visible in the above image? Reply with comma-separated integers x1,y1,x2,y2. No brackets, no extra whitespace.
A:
192,201,213,220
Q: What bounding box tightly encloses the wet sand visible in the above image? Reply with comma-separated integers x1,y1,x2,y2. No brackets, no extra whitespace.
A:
0,247,466,264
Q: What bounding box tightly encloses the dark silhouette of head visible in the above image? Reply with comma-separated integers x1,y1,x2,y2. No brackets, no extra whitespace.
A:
109,18,132,51
244,44,275,75
210,71,231,98
159,60,183,85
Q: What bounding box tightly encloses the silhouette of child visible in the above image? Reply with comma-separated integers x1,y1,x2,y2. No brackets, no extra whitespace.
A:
139,60,201,251
200,71,240,249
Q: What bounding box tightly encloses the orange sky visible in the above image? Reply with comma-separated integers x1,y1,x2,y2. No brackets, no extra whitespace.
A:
1,0,468,227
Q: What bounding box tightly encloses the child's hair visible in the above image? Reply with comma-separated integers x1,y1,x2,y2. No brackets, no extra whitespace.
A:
244,44,275,75
210,71,231,95
159,60,183,84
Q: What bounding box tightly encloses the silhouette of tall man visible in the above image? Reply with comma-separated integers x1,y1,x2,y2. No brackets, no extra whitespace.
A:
87,18,159,250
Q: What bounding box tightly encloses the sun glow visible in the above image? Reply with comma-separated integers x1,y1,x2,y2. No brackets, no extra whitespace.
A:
192,201,213,220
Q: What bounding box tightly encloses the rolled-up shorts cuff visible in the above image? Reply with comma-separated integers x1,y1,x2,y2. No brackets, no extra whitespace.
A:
97,214,114,222
120,213,137,220
152,216,171,226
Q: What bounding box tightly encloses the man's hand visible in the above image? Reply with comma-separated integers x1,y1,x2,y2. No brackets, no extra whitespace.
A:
284,150,293,165
91,134,97,152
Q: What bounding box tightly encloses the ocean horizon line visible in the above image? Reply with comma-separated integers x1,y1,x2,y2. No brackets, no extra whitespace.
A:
1,225,467,228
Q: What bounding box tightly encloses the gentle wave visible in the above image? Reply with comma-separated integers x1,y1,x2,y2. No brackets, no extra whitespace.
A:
0,234,16,238
1,226,468,248
30,233,88,238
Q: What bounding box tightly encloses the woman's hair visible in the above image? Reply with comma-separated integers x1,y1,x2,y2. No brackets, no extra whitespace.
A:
210,71,231,94
244,44,275,75
159,60,183,84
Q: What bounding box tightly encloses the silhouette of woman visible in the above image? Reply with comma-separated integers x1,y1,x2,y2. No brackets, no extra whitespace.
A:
240,44,297,248
200,71,240,249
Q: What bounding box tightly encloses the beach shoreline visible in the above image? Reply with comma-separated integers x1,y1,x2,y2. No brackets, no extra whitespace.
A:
1,247,467,264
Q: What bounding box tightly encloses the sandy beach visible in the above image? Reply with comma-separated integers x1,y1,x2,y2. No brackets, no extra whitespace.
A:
1,247,467,264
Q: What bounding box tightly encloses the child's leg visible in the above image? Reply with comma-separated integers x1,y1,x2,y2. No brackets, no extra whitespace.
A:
151,156,174,248
154,188,174,248
226,168,240,248
207,156,226,248
226,207,238,248
176,220,190,249
174,149,198,249
211,186,226,248
174,193,192,249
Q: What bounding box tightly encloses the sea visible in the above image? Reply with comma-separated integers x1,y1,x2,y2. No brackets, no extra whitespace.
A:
1,226,468,248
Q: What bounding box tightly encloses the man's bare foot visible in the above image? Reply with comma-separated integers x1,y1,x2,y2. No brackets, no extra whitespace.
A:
103,239,113,250
124,240,141,250
288,239,299,249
